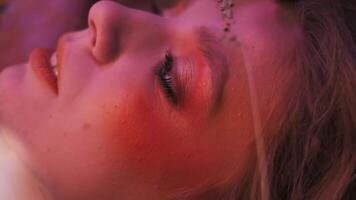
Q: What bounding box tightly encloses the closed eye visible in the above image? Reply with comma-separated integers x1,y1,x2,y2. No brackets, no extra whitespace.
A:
156,52,178,104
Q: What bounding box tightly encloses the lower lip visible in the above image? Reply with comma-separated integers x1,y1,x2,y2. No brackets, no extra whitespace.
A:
29,48,58,94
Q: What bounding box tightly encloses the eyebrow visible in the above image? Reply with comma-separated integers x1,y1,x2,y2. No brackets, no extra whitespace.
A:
195,27,230,114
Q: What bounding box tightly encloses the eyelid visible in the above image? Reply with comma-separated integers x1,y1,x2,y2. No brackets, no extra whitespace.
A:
155,52,194,107
195,28,231,114
174,57,194,105
156,47,216,111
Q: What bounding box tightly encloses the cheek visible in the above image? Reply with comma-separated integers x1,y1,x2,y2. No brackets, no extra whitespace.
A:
102,95,221,187
59,73,236,190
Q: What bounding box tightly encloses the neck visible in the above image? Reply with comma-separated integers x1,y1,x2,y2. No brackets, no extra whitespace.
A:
0,131,54,200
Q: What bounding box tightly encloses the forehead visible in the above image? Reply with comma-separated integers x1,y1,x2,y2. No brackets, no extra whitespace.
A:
231,1,298,54
175,0,298,53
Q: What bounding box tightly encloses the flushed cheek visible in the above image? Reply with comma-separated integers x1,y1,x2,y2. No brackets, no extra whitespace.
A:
101,99,222,188
75,83,222,188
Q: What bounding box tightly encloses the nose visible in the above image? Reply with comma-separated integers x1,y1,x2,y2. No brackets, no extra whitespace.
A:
88,0,163,64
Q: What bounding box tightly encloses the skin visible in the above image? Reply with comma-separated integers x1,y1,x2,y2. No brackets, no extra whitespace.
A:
0,0,299,199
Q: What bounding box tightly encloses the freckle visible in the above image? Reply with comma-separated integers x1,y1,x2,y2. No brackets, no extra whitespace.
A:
82,123,91,130
46,148,52,153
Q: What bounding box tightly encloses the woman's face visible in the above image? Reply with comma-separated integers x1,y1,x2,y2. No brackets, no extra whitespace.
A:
0,0,299,199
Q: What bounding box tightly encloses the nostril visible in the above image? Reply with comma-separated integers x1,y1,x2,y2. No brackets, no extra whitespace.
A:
89,20,97,47
88,0,125,64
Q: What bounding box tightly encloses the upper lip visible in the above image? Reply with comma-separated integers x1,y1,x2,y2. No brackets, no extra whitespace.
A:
29,31,85,95
56,35,66,85
29,48,59,94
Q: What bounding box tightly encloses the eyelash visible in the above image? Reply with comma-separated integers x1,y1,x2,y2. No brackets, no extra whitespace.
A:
156,52,178,104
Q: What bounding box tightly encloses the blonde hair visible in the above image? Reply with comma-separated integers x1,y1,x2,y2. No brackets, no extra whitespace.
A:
264,0,356,199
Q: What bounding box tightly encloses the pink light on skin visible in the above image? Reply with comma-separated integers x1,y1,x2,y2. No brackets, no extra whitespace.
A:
0,0,300,199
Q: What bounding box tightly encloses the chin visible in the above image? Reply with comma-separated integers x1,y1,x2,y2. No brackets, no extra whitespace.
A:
0,63,26,79
0,63,18,74
0,62,26,89
0,64,26,130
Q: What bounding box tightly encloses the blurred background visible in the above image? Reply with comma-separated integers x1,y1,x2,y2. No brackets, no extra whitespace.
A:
0,0,182,71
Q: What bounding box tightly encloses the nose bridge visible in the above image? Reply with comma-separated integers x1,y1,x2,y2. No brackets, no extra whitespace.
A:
88,1,164,64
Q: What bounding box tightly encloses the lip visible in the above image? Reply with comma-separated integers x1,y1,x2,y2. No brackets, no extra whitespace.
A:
29,48,58,94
